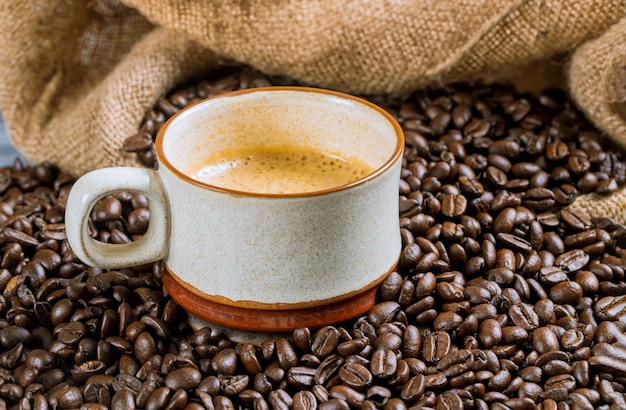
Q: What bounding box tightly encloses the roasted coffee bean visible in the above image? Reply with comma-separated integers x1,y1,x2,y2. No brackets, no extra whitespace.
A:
311,326,339,358
457,314,479,339
549,281,583,305
413,272,435,298
531,300,554,329
375,331,402,351
368,302,401,328
561,208,592,232
495,248,516,271
163,367,202,391
287,366,316,389
509,303,540,330
370,349,397,379
555,249,590,272
292,390,318,410
124,321,146,343
140,314,170,340
489,154,512,173
91,196,123,222
276,337,298,369
334,338,367,357
433,311,463,331
395,279,415,307
146,386,173,409
217,374,249,396
545,374,577,393
422,331,451,364
458,176,485,197
497,233,532,253
400,374,425,402
329,385,365,408
233,343,261,375
469,303,498,322
478,319,502,349
464,285,491,305
315,354,344,385
436,349,473,374
440,193,467,217
317,398,349,410
39,368,66,390
493,207,516,234
212,348,239,375
523,187,555,211
123,132,154,153
0,325,30,348
538,266,568,285
213,395,238,410
484,267,515,285
436,281,464,302
378,271,403,301
564,229,597,249
589,355,626,376
487,369,512,390
561,329,585,351
267,389,293,410
546,139,569,161
532,327,561,354
542,359,572,378
386,358,409,388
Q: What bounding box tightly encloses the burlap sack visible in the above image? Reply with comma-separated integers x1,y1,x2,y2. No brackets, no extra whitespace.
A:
1,0,626,218
564,15,626,224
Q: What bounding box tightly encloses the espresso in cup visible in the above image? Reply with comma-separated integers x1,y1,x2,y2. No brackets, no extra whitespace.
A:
187,143,374,194
65,87,404,336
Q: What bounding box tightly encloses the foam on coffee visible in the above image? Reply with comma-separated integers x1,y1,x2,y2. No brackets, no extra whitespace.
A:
188,143,374,194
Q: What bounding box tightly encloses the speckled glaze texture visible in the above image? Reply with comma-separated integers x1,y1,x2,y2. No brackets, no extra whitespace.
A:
65,87,404,331
160,154,401,307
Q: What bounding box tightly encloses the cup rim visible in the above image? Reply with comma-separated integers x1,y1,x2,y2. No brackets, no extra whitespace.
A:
155,86,405,197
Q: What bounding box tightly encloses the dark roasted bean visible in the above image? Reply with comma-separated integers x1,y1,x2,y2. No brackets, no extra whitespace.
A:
368,302,401,328
288,366,317,389
212,348,238,375
549,281,583,305
400,374,425,402
378,271,403,301
218,374,249,396
164,367,202,390
497,233,532,253
370,349,396,379
509,303,540,330
293,390,318,410
311,326,339,358
315,354,344,385
479,319,502,349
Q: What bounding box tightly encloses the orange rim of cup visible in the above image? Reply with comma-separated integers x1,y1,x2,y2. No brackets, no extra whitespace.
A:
154,86,405,198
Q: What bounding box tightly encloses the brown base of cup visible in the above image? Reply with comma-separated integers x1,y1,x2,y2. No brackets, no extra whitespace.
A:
161,266,389,333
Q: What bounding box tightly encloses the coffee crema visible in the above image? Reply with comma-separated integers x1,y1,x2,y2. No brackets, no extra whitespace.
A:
187,143,374,194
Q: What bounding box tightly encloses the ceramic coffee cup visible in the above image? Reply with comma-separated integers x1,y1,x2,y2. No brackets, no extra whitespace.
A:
65,87,404,333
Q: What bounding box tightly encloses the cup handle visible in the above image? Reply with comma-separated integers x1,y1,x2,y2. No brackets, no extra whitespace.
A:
65,167,169,269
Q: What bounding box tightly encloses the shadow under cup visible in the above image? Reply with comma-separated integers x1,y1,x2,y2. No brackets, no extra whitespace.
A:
157,87,404,333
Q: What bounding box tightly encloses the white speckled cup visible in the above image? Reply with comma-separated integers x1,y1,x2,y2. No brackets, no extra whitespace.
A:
65,87,404,333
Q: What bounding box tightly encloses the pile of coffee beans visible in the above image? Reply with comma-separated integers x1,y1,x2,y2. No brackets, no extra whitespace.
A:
0,67,625,409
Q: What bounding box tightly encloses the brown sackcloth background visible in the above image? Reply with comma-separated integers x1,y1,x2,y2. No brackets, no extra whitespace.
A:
1,0,626,219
